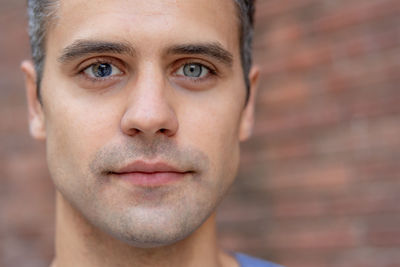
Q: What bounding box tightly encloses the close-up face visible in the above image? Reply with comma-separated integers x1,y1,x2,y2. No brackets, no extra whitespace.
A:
25,0,257,247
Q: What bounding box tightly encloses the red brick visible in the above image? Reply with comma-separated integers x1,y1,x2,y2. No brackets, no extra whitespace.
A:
332,248,400,267
312,0,400,34
261,141,312,161
266,18,304,48
271,198,327,218
256,0,318,19
367,229,400,247
259,79,310,106
265,224,360,250
264,164,352,190
254,103,342,136
330,193,400,216
285,43,332,72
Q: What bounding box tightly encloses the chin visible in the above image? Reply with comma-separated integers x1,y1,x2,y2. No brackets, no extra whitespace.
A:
100,218,201,248
87,202,214,249
116,232,189,248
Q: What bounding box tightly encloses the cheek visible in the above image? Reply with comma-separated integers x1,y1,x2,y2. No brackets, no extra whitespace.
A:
180,95,243,179
42,85,119,180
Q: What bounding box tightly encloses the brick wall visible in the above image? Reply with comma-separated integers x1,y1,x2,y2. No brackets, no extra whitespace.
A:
217,0,400,266
0,0,399,267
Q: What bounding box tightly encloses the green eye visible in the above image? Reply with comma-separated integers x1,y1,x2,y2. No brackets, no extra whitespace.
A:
177,63,210,78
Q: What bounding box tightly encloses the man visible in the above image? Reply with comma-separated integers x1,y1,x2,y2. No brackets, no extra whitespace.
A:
21,0,282,266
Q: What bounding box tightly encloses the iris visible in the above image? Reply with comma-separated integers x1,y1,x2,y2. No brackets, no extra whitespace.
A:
92,63,112,78
183,63,203,77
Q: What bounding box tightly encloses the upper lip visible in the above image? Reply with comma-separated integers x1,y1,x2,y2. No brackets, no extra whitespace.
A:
112,161,187,174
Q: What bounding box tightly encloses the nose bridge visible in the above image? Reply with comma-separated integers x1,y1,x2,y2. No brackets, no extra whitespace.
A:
134,62,165,109
120,62,178,137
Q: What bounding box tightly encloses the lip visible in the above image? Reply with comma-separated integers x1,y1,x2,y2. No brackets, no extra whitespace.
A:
110,161,191,187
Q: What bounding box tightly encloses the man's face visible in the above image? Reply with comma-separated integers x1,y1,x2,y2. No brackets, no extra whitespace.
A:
25,0,257,247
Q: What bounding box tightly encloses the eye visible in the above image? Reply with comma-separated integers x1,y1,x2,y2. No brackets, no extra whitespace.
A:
176,63,210,78
83,63,122,78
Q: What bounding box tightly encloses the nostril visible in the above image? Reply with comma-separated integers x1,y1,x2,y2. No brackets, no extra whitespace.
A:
125,128,141,136
158,128,174,136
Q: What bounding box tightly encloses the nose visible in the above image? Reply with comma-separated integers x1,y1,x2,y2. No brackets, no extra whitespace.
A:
120,68,178,138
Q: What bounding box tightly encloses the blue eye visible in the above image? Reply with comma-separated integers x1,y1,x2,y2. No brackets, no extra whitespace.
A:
177,63,210,78
84,63,122,78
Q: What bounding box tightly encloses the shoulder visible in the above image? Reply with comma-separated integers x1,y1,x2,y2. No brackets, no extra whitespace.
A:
234,253,284,267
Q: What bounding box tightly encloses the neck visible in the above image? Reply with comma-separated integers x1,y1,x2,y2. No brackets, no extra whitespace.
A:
51,192,238,267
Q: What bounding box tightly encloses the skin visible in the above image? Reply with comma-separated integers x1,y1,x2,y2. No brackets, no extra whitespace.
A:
22,0,259,266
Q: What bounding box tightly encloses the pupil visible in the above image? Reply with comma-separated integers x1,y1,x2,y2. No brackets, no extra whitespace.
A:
94,64,112,77
183,64,202,77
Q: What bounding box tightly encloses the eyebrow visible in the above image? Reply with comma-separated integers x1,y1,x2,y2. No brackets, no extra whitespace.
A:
167,43,233,67
57,40,234,67
58,40,135,63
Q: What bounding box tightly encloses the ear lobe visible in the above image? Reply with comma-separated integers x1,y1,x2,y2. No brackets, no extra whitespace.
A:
21,60,46,140
239,66,260,141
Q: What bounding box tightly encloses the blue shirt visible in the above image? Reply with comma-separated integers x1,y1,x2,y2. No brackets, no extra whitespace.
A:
235,253,283,267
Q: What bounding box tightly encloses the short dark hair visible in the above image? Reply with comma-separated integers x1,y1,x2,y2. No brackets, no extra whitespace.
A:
27,0,256,101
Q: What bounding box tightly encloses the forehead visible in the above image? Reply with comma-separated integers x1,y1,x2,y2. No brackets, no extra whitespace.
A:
49,0,240,55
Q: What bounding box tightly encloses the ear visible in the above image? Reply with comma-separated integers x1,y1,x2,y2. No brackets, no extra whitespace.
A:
239,66,260,141
21,60,46,140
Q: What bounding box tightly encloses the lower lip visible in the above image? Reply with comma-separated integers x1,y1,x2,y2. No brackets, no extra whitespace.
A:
112,172,188,187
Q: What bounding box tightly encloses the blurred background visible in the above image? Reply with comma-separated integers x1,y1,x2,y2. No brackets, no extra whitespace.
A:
0,0,399,266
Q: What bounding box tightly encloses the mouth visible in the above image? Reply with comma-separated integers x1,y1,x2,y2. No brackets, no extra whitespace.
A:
109,161,193,187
